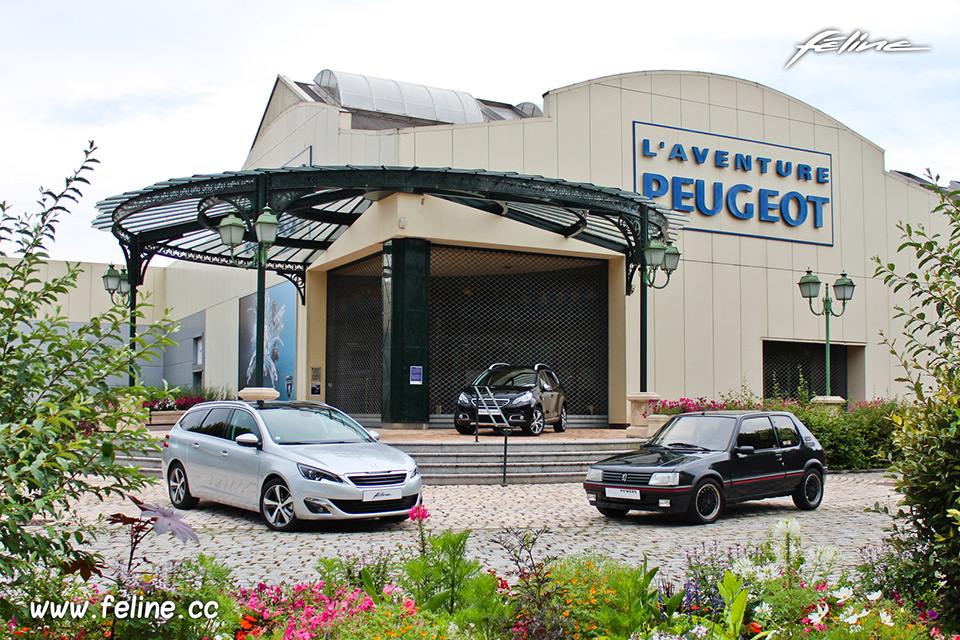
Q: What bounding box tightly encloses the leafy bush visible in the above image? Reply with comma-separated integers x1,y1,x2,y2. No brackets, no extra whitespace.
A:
873,177,960,632
0,143,175,588
651,392,903,470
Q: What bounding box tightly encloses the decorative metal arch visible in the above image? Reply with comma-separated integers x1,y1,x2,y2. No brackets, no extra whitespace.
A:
94,166,686,300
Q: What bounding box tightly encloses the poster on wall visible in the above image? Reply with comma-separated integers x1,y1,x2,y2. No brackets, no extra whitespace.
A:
238,281,297,400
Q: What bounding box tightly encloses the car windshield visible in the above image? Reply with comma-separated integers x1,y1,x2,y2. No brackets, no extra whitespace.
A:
257,406,374,445
472,367,537,388
647,415,736,451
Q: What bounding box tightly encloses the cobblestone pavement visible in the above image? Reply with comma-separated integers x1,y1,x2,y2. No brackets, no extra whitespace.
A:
73,471,898,587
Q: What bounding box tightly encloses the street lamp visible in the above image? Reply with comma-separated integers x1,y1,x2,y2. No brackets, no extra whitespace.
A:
102,264,131,304
218,205,278,389
797,268,856,397
642,240,680,289
102,264,136,385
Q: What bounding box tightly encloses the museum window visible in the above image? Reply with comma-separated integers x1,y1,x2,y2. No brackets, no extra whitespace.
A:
762,340,847,400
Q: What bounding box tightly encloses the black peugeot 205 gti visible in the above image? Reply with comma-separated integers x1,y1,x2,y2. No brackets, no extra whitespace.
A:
583,411,826,524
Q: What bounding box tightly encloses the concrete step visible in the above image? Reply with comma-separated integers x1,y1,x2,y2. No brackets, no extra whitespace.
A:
115,438,640,485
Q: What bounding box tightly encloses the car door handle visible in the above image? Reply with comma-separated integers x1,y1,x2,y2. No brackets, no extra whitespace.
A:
191,442,200,449
219,451,229,457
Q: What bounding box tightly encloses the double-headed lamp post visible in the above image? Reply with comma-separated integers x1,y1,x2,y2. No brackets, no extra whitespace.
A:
217,206,279,389
797,269,856,397
102,264,136,386
639,239,681,392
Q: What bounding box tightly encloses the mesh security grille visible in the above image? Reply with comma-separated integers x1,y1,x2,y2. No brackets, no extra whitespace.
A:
762,340,847,400
325,255,383,414
429,246,608,416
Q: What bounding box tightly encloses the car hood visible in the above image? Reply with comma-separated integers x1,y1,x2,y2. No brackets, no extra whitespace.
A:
279,442,416,474
595,446,724,469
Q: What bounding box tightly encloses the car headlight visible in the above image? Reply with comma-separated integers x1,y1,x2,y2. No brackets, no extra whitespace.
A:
648,472,680,486
509,391,535,406
585,467,603,482
457,392,471,405
298,463,343,483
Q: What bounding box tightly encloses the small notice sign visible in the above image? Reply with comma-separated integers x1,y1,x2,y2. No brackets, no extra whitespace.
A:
409,366,423,386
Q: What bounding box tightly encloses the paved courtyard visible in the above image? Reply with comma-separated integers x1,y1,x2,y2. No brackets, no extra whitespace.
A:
74,471,899,587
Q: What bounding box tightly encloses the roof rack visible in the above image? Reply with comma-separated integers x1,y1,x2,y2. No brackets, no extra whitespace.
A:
533,363,550,371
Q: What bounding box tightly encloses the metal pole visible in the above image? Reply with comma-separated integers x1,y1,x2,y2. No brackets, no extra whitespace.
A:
255,246,266,388
640,281,648,392
254,178,267,389
823,289,832,397
501,428,509,487
128,283,137,387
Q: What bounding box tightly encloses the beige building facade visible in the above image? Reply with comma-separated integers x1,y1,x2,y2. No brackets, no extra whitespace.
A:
87,70,942,427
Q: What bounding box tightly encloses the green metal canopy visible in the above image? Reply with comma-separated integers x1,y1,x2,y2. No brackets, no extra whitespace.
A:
93,165,686,299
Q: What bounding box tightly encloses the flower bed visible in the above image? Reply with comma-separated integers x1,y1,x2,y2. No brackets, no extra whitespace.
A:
3,514,956,640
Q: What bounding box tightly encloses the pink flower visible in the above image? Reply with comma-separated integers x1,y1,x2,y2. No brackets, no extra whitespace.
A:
409,505,430,522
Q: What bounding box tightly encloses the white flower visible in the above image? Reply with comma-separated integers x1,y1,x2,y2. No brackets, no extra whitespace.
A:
755,602,773,619
878,610,895,626
731,557,757,578
809,602,830,625
841,608,869,625
689,625,709,639
756,565,780,582
831,586,853,602
775,518,801,538
866,590,883,601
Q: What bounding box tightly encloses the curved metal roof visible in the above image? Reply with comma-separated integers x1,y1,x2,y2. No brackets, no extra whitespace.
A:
315,70,484,124
93,165,686,299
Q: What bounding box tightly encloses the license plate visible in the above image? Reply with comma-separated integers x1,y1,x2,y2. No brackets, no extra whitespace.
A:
478,408,498,415
362,488,402,502
605,487,641,500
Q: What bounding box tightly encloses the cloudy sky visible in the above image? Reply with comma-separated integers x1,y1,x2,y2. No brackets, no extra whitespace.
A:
1,0,957,264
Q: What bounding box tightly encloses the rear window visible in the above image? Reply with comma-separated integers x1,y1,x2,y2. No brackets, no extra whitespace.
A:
771,415,800,448
178,408,210,432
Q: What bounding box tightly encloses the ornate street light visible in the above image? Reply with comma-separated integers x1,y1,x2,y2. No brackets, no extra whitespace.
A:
102,264,132,304
217,205,278,390
642,240,680,289
798,268,856,397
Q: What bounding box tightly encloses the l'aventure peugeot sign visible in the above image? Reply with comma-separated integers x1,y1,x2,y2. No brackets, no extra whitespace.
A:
633,121,834,246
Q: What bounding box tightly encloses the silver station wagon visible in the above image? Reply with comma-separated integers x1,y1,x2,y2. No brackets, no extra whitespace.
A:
161,401,422,531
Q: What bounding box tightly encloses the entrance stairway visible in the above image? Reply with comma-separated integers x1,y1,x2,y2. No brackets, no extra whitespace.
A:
117,434,638,485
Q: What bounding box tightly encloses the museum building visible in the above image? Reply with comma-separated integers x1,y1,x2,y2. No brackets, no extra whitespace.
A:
92,69,943,428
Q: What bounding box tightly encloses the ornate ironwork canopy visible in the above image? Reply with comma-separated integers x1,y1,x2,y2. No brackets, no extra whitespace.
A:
93,166,686,300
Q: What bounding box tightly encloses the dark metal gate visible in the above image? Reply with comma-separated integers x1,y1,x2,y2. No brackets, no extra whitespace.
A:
762,340,847,400
325,255,383,415
429,246,608,417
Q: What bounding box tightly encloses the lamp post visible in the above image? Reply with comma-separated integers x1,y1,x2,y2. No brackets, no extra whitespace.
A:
797,269,856,397
102,263,137,386
217,204,279,389
640,239,680,391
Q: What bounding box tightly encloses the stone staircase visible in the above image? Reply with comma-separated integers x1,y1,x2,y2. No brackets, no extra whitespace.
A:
116,437,639,485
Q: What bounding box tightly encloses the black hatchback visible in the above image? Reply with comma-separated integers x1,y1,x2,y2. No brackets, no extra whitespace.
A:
583,411,826,524
454,363,567,436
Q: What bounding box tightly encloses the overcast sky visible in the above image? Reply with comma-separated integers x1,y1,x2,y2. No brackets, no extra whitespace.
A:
1,0,957,265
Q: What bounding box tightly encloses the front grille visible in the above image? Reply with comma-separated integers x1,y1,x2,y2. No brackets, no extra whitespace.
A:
602,471,652,485
348,472,407,486
470,398,509,407
331,495,419,514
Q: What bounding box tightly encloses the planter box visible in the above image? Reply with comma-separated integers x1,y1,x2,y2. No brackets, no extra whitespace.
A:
148,410,185,427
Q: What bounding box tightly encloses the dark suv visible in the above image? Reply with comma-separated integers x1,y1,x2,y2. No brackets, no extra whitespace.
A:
454,363,567,436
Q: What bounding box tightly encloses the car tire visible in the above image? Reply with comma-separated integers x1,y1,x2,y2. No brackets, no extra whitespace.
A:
455,422,477,435
553,405,568,432
167,462,199,510
596,505,629,518
523,406,545,436
792,468,824,511
686,478,724,525
260,478,300,532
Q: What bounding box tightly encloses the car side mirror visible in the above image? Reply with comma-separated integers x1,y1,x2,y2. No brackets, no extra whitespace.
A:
734,445,755,456
367,429,381,442
235,433,261,448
